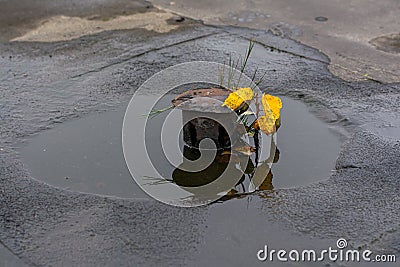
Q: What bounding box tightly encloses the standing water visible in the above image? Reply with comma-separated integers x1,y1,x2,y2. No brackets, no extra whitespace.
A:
17,95,342,199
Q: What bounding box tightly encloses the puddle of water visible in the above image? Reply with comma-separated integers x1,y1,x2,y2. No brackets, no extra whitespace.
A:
363,112,400,141
17,95,342,199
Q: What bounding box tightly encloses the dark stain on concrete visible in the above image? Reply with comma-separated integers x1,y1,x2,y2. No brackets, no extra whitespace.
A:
314,16,328,22
370,33,400,54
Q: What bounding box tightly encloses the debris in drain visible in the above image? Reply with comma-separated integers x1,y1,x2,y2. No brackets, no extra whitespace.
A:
145,40,283,196
169,87,281,193
173,88,236,149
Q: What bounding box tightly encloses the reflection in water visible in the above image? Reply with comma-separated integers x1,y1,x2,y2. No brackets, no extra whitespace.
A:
171,144,279,194
172,146,231,187
18,93,342,199
164,88,281,200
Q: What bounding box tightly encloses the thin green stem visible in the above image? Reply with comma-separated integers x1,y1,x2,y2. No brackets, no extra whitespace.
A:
143,105,174,119
236,39,255,88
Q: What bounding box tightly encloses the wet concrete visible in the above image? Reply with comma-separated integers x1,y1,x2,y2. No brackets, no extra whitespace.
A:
151,0,400,83
370,33,400,54
0,6,400,267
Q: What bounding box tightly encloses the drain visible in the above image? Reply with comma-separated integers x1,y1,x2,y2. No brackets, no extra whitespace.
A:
314,16,328,22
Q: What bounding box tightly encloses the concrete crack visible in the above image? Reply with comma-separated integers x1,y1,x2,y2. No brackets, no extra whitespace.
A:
70,31,219,79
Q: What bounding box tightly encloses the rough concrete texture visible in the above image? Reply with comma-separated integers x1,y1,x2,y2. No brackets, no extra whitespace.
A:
11,12,179,42
152,0,400,83
0,0,153,41
1,1,400,266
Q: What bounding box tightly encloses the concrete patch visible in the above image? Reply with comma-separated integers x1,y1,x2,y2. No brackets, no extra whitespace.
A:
11,12,179,42
370,33,400,54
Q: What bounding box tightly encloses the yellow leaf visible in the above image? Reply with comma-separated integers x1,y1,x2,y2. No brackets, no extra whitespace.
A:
253,94,282,135
235,87,254,101
222,93,242,111
222,87,254,111
261,94,282,121
253,115,276,135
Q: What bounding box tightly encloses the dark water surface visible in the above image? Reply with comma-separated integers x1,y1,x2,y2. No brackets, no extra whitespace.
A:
17,95,342,199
